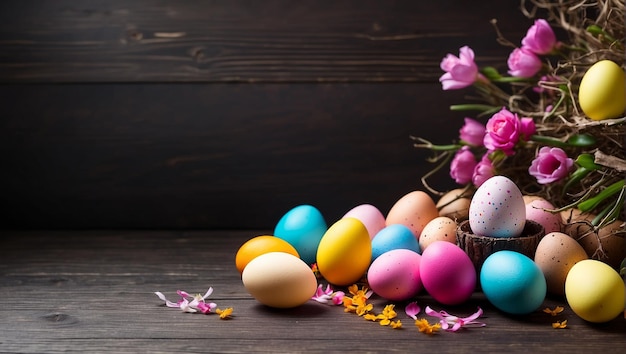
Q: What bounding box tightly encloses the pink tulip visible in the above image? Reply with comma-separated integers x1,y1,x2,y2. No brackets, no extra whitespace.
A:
472,154,494,187
507,47,542,78
459,117,486,146
520,117,536,141
521,19,557,55
450,146,477,185
483,108,522,155
528,147,574,184
439,46,480,90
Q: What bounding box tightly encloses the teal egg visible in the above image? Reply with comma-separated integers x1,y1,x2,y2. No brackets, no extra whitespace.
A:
273,205,327,266
371,224,420,262
480,250,546,315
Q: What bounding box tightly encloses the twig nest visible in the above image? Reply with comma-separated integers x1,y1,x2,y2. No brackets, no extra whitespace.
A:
456,219,544,273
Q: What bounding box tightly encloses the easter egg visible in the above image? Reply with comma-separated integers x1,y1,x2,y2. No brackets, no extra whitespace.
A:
316,217,371,286
342,204,386,240
525,197,561,234
480,250,546,315
386,190,439,239
242,252,318,308
578,60,626,120
565,259,625,323
419,240,476,305
274,205,327,266
235,235,300,274
367,249,423,301
371,224,420,261
469,176,526,238
436,188,472,221
419,216,458,251
562,209,625,269
534,232,588,295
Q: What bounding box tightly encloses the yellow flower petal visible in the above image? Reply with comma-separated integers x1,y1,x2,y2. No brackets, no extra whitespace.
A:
380,318,391,326
391,320,402,329
543,306,564,316
216,307,233,319
415,318,441,334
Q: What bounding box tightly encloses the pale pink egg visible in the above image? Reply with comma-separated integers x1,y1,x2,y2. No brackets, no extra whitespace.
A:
525,198,561,234
367,249,422,301
343,204,386,240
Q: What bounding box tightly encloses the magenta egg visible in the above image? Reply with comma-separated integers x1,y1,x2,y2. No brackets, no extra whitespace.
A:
367,249,422,301
419,241,476,305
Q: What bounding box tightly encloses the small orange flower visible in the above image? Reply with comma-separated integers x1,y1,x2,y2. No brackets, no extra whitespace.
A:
390,320,402,329
415,318,441,334
552,320,567,329
543,306,564,316
216,307,233,319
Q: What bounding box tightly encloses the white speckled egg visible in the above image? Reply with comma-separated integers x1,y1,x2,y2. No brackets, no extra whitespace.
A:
469,176,526,238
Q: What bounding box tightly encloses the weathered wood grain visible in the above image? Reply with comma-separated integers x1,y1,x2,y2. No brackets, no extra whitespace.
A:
0,0,528,83
0,83,466,229
1,231,624,353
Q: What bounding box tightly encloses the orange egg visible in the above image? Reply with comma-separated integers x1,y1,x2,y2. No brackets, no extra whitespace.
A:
386,190,439,239
235,235,300,273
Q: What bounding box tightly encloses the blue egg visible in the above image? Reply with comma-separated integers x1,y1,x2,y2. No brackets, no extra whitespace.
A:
273,205,327,266
480,250,546,315
371,224,420,262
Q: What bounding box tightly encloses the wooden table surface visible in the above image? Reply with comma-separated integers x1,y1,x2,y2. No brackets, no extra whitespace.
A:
1,230,624,353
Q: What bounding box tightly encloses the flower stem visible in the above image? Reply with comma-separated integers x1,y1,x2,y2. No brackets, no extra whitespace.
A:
577,180,626,213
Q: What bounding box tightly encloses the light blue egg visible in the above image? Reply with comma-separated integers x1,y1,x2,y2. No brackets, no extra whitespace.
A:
480,250,546,315
273,205,327,266
371,224,420,262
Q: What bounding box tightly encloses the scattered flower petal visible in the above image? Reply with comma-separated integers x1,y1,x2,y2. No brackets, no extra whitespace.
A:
155,287,226,317
425,306,486,332
405,302,421,320
311,284,345,306
543,306,564,316
216,307,234,319
415,318,441,334
390,320,402,329
552,320,567,329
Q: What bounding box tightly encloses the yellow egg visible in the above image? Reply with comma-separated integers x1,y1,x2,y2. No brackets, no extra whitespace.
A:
242,252,318,308
316,217,371,286
235,235,300,274
578,60,626,120
565,259,625,323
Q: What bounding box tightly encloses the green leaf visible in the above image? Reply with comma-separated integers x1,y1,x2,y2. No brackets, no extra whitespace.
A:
480,66,502,81
577,180,625,212
567,134,596,147
575,154,600,170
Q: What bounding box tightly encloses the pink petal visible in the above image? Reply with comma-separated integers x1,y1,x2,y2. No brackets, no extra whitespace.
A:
201,287,214,300
177,290,191,298
154,291,181,308
405,302,421,320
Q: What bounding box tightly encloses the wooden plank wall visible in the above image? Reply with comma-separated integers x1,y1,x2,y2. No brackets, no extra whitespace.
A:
0,0,530,230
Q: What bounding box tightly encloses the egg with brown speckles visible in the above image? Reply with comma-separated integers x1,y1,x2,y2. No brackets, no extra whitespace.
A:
419,216,458,251
534,232,588,295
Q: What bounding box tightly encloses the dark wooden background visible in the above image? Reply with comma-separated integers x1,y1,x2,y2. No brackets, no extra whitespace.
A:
0,0,530,230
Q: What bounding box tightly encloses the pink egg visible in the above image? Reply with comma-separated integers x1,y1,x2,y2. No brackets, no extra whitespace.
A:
420,241,476,305
367,249,422,301
343,204,386,240
525,198,561,234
